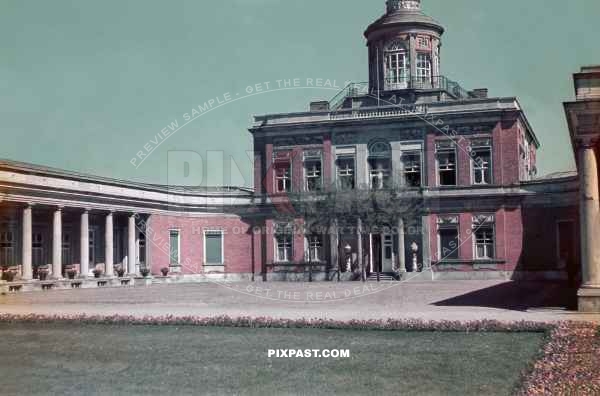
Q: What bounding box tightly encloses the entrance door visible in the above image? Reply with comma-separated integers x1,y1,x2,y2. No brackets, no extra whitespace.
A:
381,234,394,272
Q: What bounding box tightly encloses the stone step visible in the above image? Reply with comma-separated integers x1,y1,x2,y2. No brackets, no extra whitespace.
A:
366,273,397,282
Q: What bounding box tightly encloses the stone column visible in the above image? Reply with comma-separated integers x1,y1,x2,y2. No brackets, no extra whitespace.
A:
127,213,137,275
21,205,33,280
105,212,114,277
80,210,89,277
52,207,62,279
579,145,600,288
397,217,406,273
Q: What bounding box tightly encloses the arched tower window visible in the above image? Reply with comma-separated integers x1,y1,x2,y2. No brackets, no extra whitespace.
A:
384,40,410,90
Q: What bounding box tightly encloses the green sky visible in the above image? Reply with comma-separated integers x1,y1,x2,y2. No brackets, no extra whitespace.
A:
1,0,598,187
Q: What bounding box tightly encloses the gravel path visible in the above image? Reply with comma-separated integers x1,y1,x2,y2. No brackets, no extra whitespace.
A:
1,280,598,323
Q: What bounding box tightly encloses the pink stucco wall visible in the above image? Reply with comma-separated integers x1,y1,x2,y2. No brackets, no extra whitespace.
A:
148,215,254,275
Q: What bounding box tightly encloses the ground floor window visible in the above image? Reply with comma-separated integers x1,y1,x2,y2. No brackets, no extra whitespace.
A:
88,229,96,266
275,224,293,263
32,232,45,267
473,215,495,260
305,234,323,262
169,230,180,265
138,232,146,265
204,230,224,265
0,229,16,266
437,215,459,260
61,233,71,267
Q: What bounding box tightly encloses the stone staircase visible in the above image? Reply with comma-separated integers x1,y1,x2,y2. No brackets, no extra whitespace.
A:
366,273,398,282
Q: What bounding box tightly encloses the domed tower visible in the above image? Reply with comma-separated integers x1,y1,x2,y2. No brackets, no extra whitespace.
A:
365,0,444,94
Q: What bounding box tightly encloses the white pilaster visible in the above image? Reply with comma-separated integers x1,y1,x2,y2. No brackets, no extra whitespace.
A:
127,213,137,275
80,210,89,277
105,212,114,277
368,233,373,273
21,205,33,280
52,207,62,279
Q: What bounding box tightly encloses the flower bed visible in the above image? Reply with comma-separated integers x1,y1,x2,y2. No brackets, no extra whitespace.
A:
0,313,551,332
519,321,600,395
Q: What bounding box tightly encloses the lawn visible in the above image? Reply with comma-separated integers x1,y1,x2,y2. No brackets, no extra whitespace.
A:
0,323,544,396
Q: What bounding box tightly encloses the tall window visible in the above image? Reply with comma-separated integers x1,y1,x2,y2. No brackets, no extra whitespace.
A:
437,216,459,261
169,230,180,265
0,229,15,267
273,151,292,194
473,215,495,260
88,229,95,267
401,150,422,187
305,234,323,262
385,41,410,90
138,232,146,265
275,224,293,263
471,139,492,185
304,150,322,192
436,142,457,186
336,148,356,190
369,141,392,190
274,164,291,193
61,233,71,267
204,230,224,265
33,232,44,267
416,53,432,85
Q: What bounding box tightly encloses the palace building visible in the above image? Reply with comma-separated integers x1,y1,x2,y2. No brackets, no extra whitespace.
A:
1,1,597,310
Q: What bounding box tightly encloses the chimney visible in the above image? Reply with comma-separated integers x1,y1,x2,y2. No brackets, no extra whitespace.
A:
575,66,600,100
310,101,330,112
471,88,488,99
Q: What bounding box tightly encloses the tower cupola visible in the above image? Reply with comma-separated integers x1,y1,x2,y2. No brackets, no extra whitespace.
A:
365,0,444,94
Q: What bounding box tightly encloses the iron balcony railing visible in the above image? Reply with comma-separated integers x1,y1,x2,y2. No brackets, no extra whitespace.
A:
329,76,472,110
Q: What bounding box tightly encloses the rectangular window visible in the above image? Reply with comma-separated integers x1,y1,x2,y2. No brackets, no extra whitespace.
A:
61,233,71,267
437,143,457,186
88,229,95,266
305,235,323,262
204,231,223,265
275,224,293,263
368,158,391,190
439,229,459,260
471,139,492,185
138,232,146,265
337,157,355,190
473,215,495,260
417,36,431,50
304,151,322,192
33,232,45,267
274,164,291,193
437,216,459,261
169,230,180,265
416,53,432,84
0,230,15,267
401,150,422,187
